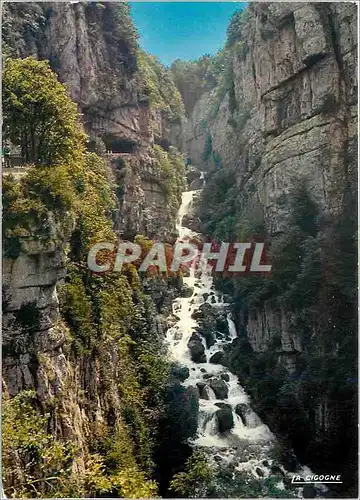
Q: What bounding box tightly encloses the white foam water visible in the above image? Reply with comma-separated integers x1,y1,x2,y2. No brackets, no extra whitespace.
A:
165,189,325,497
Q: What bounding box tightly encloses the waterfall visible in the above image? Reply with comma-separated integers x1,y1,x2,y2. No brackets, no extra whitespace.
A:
165,188,325,498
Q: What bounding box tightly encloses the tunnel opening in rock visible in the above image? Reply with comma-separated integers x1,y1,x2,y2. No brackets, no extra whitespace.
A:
102,133,137,153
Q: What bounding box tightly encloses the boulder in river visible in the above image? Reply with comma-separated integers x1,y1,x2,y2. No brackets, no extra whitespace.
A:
171,363,190,382
255,467,264,477
191,309,201,320
182,212,200,231
202,292,209,302
220,372,230,382
187,333,206,363
214,402,231,410
196,326,216,348
173,328,182,340
196,381,213,400
270,465,285,477
205,332,216,348
209,378,228,399
235,403,251,425
209,351,225,364
216,315,229,334
196,381,207,399
180,284,194,298
216,406,234,433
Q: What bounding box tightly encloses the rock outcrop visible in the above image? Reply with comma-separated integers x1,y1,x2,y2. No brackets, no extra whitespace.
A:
187,2,357,224
186,1,357,361
182,3,357,494
3,1,185,239
215,404,234,433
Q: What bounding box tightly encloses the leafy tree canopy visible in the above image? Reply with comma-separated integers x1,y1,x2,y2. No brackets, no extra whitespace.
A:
3,57,87,165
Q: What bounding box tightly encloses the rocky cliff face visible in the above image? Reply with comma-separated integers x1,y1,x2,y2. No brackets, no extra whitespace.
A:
2,0,185,410
3,1,185,239
186,1,357,349
184,3,357,493
2,5,188,495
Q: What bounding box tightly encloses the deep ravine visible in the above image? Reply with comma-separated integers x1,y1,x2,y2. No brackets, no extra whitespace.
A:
166,188,327,498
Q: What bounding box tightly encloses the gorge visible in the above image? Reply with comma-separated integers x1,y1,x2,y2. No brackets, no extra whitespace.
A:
2,2,358,499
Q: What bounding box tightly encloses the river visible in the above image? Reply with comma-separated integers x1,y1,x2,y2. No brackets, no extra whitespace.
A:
165,189,326,498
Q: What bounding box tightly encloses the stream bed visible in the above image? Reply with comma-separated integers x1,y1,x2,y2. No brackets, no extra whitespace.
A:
165,189,326,498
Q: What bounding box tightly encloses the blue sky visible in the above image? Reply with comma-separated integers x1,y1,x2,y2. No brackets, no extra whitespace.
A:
129,2,247,65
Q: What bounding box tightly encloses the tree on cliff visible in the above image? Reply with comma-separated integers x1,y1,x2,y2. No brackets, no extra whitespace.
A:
3,57,86,166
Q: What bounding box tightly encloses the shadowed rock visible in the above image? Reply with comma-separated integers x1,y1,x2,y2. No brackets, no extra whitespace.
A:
235,403,251,425
209,378,228,399
215,405,234,433
171,363,190,382
180,284,194,298
209,351,225,364
187,333,206,363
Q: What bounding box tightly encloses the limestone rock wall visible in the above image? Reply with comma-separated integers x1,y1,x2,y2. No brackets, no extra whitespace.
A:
187,2,357,226
2,4,185,479
186,1,357,354
3,1,184,239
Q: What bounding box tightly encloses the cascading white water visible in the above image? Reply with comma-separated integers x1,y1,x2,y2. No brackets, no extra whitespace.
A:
165,188,326,497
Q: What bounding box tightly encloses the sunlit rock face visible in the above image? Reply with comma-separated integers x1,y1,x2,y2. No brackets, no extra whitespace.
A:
183,0,357,366
185,2,357,230
3,2,185,240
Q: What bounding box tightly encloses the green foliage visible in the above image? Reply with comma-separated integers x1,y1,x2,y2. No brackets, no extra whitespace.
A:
2,61,116,261
3,57,87,165
170,454,295,499
14,301,41,335
3,174,47,258
170,450,213,497
3,152,115,261
106,3,139,55
2,54,189,499
202,134,213,162
2,390,158,498
208,466,295,498
153,145,187,216
198,165,239,240
171,55,214,115
226,8,249,48
58,273,94,354
2,165,75,258
2,390,76,498
171,9,249,125
58,265,185,491
206,180,357,485
70,152,116,261
2,3,46,58
138,50,184,120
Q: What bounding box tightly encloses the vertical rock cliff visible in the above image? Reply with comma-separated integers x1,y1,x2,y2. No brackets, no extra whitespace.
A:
181,2,357,496
3,1,185,239
186,2,357,220
2,1,358,497
2,4,188,497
